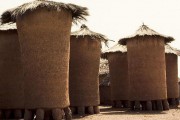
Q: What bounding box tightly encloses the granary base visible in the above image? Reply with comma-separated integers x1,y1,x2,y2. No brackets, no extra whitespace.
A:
24,107,72,120
112,100,130,108
70,106,100,115
0,109,24,119
130,100,169,111
168,98,179,107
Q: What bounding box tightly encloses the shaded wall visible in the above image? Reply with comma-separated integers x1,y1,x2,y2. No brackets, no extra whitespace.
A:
0,31,24,108
166,54,179,98
16,8,72,108
107,52,129,101
69,36,101,106
100,86,111,105
127,37,167,101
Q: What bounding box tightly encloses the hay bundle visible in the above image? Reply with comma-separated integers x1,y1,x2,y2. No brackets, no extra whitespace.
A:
0,23,24,118
1,0,88,111
119,24,174,111
70,25,108,114
102,44,129,108
165,45,180,106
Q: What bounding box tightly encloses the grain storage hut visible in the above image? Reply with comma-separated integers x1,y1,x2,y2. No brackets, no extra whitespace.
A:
70,24,108,115
165,44,180,107
1,0,88,119
99,74,111,105
0,23,24,119
119,24,174,111
101,44,129,108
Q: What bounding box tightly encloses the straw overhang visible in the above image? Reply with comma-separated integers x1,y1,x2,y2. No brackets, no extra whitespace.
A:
165,44,180,56
101,43,127,59
71,24,109,43
119,24,174,45
0,0,89,24
0,22,17,31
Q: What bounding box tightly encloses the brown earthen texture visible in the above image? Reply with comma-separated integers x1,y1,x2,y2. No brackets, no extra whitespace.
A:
16,8,72,108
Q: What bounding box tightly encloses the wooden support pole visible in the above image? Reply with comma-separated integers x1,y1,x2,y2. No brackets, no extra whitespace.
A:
162,100,169,110
64,107,72,120
24,109,34,120
93,106,100,114
77,107,85,115
146,101,152,111
156,100,163,111
134,101,141,110
52,108,63,120
36,109,44,120
14,109,23,119
87,106,94,114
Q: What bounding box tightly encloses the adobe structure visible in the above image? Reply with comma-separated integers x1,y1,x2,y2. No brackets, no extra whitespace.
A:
0,23,24,119
119,24,174,111
70,24,108,115
1,0,88,119
165,44,180,107
102,44,130,108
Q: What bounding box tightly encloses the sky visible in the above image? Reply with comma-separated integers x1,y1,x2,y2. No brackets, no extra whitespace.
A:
0,0,180,76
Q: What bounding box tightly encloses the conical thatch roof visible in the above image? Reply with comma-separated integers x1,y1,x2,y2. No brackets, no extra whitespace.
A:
101,43,127,59
165,44,180,56
99,74,110,87
0,0,89,24
119,24,174,45
71,24,109,43
99,59,109,75
0,22,16,31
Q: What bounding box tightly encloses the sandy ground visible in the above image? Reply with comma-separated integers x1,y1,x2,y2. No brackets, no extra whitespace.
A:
73,106,180,120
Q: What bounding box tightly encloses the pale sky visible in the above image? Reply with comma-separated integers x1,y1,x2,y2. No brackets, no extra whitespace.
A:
0,0,180,76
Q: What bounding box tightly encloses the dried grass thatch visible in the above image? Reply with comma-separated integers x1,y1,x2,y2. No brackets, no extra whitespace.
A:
99,59,109,75
71,24,109,44
165,44,180,56
101,43,127,59
0,0,88,24
0,22,16,31
119,24,174,45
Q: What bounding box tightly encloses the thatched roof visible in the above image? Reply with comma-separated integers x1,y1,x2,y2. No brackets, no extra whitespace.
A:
119,24,174,45
71,24,109,43
165,44,180,56
101,43,127,59
0,0,89,24
99,74,110,87
0,22,17,31
99,59,109,75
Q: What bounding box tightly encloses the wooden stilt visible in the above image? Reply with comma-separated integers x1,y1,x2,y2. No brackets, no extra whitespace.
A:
93,106,100,114
14,109,23,119
134,101,141,110
175,98,179,106
162,100,169,110
152,101,157,110
140,101,146,110
44,110,52,120
52,108,62,120
156,100,163,111
130,101,135,110
87,106,94,114
146,101,152,111
64,107,72,120
4,110,12,119
171,98,176,106
77,107,85,115
36,109,44,120
24,109,34,120
70,107,76,115
115,101,122,108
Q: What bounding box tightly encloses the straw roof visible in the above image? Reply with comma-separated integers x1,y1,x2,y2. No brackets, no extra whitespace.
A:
71,24,109,43
0,0,89,24
119,24,174,45
165,44,180,56
99,74,110,87
99,59,109,75
101,43,127,59
0,22,17,31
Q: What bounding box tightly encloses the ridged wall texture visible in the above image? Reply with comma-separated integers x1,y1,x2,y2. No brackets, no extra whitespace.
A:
16,8,72,108
127,37,167,101
165,54,179,98
107,53,129,101
0,30,24,109
69,36,101,106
